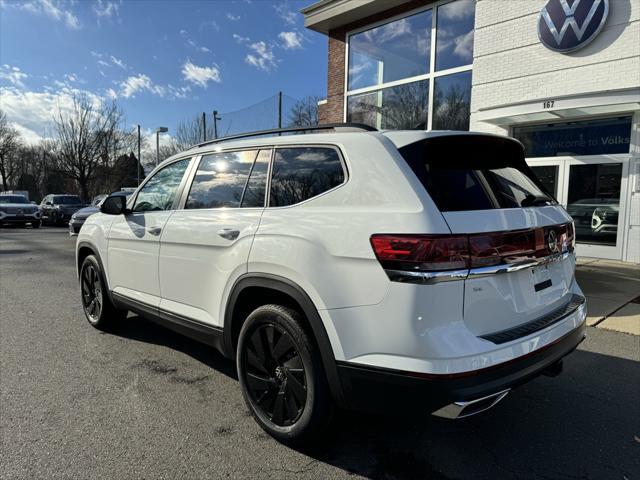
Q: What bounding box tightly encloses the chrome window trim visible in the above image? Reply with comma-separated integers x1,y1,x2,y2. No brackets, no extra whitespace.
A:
383,251,573,284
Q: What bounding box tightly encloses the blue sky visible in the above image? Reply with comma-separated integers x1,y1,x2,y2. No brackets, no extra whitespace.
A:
0,0,327,145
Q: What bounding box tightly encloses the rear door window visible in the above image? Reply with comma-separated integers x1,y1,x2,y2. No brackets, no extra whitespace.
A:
269,147,345,207
398,135,555,212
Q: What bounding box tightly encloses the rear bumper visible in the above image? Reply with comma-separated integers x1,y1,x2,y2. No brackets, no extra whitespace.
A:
336,320,586,414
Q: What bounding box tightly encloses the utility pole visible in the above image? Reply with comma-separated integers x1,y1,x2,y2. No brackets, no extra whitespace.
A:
213,110,221,139
202,112,207,142
278,91,282,129
137,125,141,185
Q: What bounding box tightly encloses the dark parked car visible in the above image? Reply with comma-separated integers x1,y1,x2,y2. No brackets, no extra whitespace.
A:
69,192,131,235
40,194,87,226
0,194,41,228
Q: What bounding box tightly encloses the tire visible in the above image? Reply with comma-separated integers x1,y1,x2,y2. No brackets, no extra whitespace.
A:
32,221,41,228
80,255,126,330
237,304,332,445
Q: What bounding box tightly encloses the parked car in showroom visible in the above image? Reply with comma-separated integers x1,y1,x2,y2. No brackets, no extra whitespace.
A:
69,192,132,236
75,124,587,444
40,194,86,226
0,193,41,227
566,198,619,244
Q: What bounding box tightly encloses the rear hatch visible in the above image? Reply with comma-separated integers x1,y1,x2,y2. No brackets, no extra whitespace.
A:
397,134,577,338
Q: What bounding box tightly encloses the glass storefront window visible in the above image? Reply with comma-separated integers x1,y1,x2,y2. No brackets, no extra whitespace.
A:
345,0,475,131
347,10,432,91
435,0,476,71
432,70,472,130
566,163,622,246
513,117,632,157
530,165,559,198
347,80,429,129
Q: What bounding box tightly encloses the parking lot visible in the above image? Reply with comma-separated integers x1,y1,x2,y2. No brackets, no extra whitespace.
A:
1,227,639,479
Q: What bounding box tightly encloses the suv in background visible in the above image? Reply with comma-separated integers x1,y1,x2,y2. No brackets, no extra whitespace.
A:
69,192,132,236
0,193,41,228
75,124,587,444
41,194,86,226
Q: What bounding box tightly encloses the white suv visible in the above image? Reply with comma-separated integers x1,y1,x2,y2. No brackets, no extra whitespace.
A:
75,124,587,443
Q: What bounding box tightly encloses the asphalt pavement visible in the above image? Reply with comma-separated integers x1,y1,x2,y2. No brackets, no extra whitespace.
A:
1,227,639,480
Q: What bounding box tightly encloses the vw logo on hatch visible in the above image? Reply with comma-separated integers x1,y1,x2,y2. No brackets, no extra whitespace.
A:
538,0,609,53
547,230,559,253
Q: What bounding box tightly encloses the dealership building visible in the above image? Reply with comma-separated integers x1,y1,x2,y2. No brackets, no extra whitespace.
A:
302,0,640,263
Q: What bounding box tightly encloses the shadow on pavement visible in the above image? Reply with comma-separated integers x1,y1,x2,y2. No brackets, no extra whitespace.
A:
109,314,237,380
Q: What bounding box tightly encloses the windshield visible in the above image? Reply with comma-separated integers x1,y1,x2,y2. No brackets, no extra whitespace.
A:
398,135,556,212
54,195,82,205
0,195,29,204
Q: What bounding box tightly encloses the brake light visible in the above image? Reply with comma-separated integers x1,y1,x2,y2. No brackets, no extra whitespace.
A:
371,222,574,274
370,235,469,271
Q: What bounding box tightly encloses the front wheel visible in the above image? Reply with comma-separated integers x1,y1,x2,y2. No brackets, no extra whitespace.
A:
237,304,332,445
80,255,126,330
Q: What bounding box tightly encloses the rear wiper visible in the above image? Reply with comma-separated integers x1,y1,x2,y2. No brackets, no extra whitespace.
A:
521,194,552,207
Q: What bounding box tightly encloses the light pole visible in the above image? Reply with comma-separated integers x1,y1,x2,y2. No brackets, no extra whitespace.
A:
155,126,168,167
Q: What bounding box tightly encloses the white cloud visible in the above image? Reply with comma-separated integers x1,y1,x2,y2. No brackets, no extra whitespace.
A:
233,33,250,44
97,60,111,67
106,87,118,100
199,46,211,53
16,0,81,29
181,61,221,88
439,0,475,20
93,0,119,21
0,65,29,88
278,31,303,50
0,86,104,143
226,12,240,21
274,3,297,25
453,30,474,62
119,74,165,98
245,42,277,71
199,20,220,32
110,55,127,69
10,122,45,145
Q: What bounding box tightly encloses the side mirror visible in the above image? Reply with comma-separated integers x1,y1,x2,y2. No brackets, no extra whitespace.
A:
46,201,53,206
100,195,128,215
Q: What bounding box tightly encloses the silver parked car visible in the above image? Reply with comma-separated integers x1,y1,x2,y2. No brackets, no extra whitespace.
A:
0,194,41,228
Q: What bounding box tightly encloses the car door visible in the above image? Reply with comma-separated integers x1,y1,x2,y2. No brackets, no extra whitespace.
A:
107,157,193,308
158,149,271,327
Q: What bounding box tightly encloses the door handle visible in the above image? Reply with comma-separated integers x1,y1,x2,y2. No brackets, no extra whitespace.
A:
218,228,240,241
147,226,162,236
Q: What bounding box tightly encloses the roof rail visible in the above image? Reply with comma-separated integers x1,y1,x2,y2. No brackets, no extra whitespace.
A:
189,122,377,150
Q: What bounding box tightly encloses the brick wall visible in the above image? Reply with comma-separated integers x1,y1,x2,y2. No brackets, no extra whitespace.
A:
321,0,432,124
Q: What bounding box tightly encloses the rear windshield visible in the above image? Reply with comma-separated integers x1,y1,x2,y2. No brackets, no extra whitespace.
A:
54,195,82,204
398,135,555,212
0,195,28,204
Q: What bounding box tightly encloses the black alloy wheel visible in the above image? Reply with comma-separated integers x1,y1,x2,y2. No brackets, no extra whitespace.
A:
79,255,126,330
244,323,307,426
81,262,103,323
237,304,331,444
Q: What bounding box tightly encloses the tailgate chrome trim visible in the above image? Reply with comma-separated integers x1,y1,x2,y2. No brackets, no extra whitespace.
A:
478,294,586,345
383,252,572,285
467,251,572,278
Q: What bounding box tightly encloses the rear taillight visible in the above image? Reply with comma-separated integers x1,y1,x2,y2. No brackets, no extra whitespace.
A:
370,235,469,271
371,222,574,274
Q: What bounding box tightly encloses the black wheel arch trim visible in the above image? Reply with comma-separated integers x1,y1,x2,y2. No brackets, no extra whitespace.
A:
76,241,116,306
224,273,347,407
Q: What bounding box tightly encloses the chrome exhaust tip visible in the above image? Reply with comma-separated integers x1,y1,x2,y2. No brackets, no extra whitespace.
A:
432,389,510,419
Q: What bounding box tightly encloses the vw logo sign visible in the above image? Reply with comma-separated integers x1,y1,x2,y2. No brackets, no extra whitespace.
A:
538,0,609,53
547,230,559,253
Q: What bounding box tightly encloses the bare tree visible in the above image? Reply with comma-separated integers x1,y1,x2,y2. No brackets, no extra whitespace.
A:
175,114,215,149
52,94,125,200
287,96,320,127
0,109,23,191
